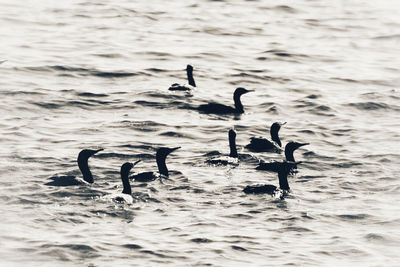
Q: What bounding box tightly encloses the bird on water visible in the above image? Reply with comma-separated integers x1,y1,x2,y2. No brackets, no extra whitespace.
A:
206,129,239,166
256,142,308,172
197,87,253,114
244,161,299,196
246,122,286,152
168,65,196,91
45,148,103,186
113,160,141,203
130,147,180,182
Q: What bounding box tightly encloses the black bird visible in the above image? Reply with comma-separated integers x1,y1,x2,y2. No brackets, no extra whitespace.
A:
206,129,239,165
169,65,196,91
130,147,180,182
244,161,299,196
45,148,103,186
246,122,286,152
114,160,141,203
256,142,308,172
198,87,253,114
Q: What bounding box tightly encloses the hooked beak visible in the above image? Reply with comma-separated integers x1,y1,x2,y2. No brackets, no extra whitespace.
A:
296,143,309,149
170,146,181,152
245,89,255,94
281,122,287,126
91,148,104,156
132,160,141,167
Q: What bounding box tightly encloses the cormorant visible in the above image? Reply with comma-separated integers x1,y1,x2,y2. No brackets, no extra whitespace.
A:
244,161,299,196
245,122,286,152
130,147,180,182
256,142,308,172
206,129,239,165
45,148,103,186
198,87,253,114
114,160,141,203
168,65,196,91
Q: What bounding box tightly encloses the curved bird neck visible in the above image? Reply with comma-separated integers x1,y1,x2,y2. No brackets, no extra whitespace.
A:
121,171,131,195
285,148,295,162
278,170,290,190
78,158,93,183
187,70,196,87
233,94,244,113
156,155,169,176
229,135,238,158
270,127,281,147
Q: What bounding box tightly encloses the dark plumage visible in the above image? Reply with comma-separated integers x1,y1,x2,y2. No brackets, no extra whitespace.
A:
168,65,196,91
246,122,286,152
45,148,103,186
130,147,180,182
206,129,239,165
256,142,308,172
198,87,253,114
244,161,298,195
113,161,141,203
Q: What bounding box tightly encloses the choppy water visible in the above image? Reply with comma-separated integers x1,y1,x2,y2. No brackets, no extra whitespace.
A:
1,0,400,266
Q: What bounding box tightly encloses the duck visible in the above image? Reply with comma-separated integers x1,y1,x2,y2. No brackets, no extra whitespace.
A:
168,65,196,91
113,160,141,203
246,122,286,152
130,147,180,182
45,148,103,186
244,161,299,197
256,142,308,172
197,87,253,114
206,129,239,166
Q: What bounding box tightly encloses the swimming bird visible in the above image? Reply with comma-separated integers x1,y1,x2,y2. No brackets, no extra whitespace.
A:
168,65,196,91
114,160,141,203
45,148,103,186
206,129,239,165
130,147,180,182
246,122,286,152
244,161,299,196
198,87,253,114
256,142,308,172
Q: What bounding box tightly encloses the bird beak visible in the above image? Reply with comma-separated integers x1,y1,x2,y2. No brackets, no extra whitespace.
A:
92,148,104,155
298,143,309,147
246,90,255,93
171,147,181,152
132,160,141,167
281,122,287,126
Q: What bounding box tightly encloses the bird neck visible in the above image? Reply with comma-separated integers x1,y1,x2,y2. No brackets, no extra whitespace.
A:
157,156,169,176
187,70,196,87
78,158,94,183
229,135,238,158
233,94,244,113
278,170,290,190
285,149,295,162
271,128,281,147
121,171,132,195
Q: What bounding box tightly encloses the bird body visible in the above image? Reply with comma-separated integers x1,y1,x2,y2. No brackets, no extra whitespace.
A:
198,87,253,114
113,161,141,203
256,142,308,172
206,129,239,166
131,147,180,182
246,122,285,152
169,65,196,91
45,148,103,186
244,161,298,196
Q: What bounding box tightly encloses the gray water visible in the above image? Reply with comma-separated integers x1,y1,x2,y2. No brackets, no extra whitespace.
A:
1,0,400,266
